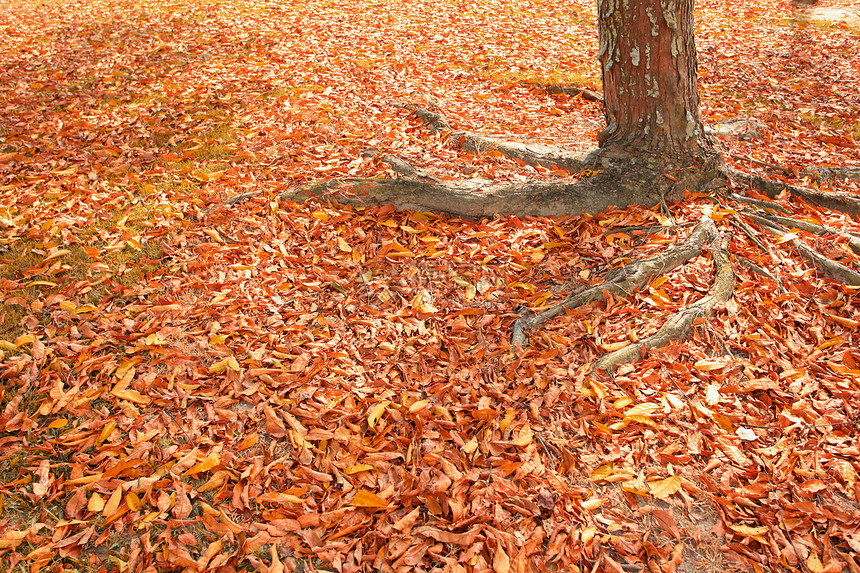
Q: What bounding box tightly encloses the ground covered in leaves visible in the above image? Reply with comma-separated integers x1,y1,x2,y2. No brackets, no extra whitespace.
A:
1,0,860,571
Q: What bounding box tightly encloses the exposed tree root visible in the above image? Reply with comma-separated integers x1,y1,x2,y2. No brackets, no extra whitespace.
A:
283,174,672,218
728,192,790,214
395,103,592,172
741,211,860,286
594,232,734,372
282,105,724,217
729,154,860,184
734,255,783,291
247,105,860,372
812,165,860,183
521,81,604,102
726,167,860,218
511,217,722,347
751,211,860,254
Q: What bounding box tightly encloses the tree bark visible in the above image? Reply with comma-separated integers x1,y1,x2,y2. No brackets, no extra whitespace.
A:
598,0,713,164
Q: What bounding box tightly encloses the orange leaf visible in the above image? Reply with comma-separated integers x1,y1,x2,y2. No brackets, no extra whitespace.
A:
349,489,388,508
647,475,681,499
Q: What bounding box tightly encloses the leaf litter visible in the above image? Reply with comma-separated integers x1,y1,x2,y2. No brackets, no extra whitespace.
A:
0,0,859,571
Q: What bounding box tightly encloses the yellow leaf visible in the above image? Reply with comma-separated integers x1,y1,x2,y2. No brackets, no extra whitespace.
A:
114,359,139,380
225,356,241,372
59,301,77,312
15,334,36,348
647,475,681,499
45,248,70,261
625,403,661,416
621,478,649,496
807,552,825,573
0,340,15,351
581,526,597,545
344,463,376,475
113,389,151,405
190,168,212,182
508,281,536,294
705,384,721,406
776,231,799,244
462,437,478,454
729,524,769,537
126,491,141,511
499,408,516,433
600,340,629,352
183,452,221,477
408,399,430,413
368,400,391,430
209,334,230,345
208,358,231,373
511,422,533,447
88,492,105,513
312,210,330,221
581,498,606,510
337,237,351,252
0,530,28,550
52,166,78,177
103,486,123,516
73,304,99,314
826,313,859,329
258,492,305,505
613,397,633,409
593,421,613,434
591,463,614,481
465,284,476,300
816,337,844,351
48,419,68,429
625,414,659,428
97,421,117,446
219,509,243,534
694,359,726,371
349,489,388,508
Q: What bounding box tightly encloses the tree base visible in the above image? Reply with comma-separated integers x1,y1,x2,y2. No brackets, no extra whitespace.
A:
285,147,726,219
220,104,860,372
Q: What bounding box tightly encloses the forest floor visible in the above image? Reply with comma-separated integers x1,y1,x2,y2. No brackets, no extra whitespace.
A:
0,0,859,572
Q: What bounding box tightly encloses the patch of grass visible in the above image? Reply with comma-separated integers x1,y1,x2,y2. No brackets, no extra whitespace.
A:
0,197,166,339
263,84,328,100
473,58,598,89
800,112,860,140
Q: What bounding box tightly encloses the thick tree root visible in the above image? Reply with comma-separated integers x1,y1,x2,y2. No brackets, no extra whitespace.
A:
813,166,860,183
511,217,721,347
593,233,734,372
284,174,673,218
284,104,726,217
397,103,592,172
726,167,860,218
742,212,860,286
729,155,860,184
751,211,860,254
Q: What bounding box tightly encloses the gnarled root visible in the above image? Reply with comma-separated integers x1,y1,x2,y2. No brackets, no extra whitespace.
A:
593,232,734,371
512,217,727,355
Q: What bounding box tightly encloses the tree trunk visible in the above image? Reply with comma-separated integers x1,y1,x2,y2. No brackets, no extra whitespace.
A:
592,0,721,204
599,0,708,158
